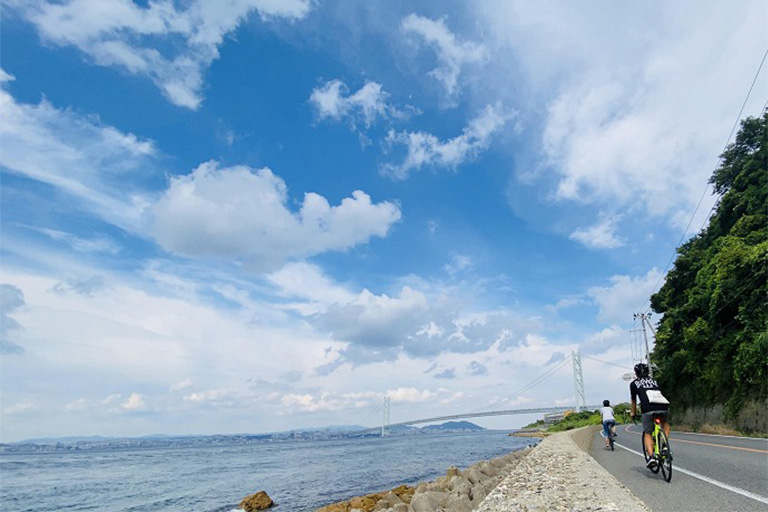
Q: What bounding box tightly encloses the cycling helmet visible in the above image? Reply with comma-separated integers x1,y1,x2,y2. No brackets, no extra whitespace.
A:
634,363,649,377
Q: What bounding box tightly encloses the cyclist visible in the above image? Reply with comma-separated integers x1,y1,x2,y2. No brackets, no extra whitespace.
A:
601,399,616,448
629,363,670,468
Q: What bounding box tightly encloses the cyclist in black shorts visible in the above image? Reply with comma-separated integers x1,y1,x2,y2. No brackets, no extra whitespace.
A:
629,363,670,468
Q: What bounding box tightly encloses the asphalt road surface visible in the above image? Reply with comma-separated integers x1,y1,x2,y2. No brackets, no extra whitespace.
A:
590,424,768,512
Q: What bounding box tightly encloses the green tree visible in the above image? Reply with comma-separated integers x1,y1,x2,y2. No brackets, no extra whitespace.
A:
650,112,768,423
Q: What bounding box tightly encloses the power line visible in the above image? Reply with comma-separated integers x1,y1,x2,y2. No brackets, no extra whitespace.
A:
639,49,768,314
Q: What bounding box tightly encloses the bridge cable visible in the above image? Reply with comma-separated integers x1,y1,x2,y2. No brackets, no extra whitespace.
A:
581,354,632,371
466,354,573,414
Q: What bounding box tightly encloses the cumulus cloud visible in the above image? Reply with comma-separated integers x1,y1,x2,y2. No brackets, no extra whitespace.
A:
170,379,192,392
317,286,429,350
277,389,384,414
588,268,664,324
0,284,25,354
150,161,402,271
11,0,312,108
122,392,145,410
401,13,488,105
544,351,566,366
466,360,488,376
387,387,439,403
570,214,625,249
475,1,765,225
310,79,411,130
580,325,626,354
383,103,508,179
433,367,456,379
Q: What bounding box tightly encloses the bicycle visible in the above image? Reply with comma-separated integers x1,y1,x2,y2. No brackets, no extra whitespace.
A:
602,422,617,451
634,413,673,482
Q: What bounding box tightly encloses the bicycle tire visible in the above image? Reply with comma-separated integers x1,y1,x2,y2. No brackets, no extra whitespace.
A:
609,434,614,451
658,430,672,482
642,433,660,473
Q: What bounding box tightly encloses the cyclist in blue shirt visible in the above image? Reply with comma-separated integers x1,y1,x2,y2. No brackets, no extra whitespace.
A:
629,363,670,468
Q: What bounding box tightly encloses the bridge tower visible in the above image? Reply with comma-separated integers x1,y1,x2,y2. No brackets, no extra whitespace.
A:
572,351,586,412
381,395,390,437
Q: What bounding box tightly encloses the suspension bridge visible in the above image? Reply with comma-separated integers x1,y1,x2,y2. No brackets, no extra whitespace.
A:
351,350,633,437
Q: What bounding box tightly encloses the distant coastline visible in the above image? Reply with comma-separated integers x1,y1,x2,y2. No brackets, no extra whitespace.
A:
0,421,488,454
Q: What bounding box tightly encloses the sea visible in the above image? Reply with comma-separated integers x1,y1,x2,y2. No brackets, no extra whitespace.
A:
0,430,535,512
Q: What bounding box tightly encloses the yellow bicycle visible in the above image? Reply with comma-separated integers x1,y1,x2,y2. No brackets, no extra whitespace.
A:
636,413,673,482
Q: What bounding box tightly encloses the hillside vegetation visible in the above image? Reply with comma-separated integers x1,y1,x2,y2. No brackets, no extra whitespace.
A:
650,112,768,433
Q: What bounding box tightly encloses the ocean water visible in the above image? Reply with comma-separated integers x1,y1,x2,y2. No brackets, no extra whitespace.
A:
0,431,533,511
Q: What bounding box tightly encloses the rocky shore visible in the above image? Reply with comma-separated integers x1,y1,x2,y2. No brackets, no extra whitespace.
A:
314,426,649,512
315,445,535,512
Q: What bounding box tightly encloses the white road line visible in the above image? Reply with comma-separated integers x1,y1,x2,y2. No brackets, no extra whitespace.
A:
614,442,768,505
673,431,768,441
621,423,766,441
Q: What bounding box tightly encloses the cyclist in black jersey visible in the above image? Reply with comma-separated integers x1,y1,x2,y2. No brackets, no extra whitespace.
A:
629,363,670,468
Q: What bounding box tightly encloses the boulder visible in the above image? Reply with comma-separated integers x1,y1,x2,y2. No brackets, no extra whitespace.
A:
463,467,482,485
239,491,274,511
443,492,473,512
409,491,447,512
470,483,486,503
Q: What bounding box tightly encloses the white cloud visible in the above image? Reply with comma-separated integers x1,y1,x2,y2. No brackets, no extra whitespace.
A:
588,268,664,324
2,402,35,415
0,284,25,354
171,379,193,392
383,103,508,179
386,387,439,403
13,0,312,109
401,13,488,105
65,398,88,412
475,1,766,225
266,262,356,314
0,83,155,231
318,286,429,350
35,228,121,254
443,253,473,275
310,79,410,129
122,392,145,410
150,161,402,271
570,215,625,249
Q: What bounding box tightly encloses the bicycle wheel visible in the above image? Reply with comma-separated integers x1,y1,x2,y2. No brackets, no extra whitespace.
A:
642,434,660,473
658,430,672,482
609,433,614,451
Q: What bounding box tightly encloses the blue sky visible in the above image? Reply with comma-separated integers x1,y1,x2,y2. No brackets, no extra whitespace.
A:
1,0,766,442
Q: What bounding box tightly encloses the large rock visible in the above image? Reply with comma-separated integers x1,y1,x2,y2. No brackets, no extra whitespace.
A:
239,491,274,511
409,491,447,512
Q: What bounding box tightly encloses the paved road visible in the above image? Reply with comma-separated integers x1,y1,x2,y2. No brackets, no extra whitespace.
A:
590,424,768,512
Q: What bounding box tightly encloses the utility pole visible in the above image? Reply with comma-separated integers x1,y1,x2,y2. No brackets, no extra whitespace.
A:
381,395,390,437
572,351,586,412
634,313,654,378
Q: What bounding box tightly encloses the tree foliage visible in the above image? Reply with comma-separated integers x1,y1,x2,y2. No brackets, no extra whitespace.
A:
650,112,767,420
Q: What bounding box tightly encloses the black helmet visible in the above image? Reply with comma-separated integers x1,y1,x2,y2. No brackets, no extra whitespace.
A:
634,363,649,377
603,399,610,407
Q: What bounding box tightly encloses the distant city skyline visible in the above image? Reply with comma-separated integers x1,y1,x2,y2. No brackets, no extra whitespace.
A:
1,0,766,442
